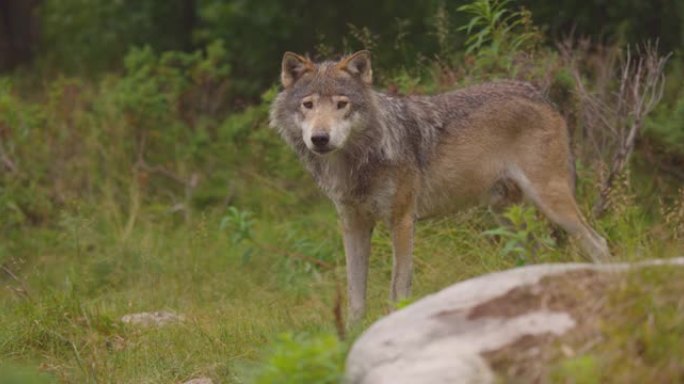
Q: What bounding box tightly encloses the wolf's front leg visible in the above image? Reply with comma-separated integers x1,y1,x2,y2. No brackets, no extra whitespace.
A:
390,210,415,302
340,207,375,324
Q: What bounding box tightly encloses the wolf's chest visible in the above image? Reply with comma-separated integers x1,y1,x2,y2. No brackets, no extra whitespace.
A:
315,164,398,220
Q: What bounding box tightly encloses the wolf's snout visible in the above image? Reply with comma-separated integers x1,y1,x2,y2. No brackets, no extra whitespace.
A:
311,133,330,148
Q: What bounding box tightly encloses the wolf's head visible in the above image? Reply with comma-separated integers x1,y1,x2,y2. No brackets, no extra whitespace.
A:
272,50,374,156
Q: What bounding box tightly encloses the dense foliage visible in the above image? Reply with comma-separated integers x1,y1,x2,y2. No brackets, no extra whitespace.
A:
3,0,684,98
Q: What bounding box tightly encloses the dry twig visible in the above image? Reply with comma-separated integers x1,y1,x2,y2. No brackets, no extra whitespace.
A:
592,43,670,217
559,39,670,217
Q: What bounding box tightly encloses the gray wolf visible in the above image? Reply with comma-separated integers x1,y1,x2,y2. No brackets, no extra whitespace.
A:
269,50,610,322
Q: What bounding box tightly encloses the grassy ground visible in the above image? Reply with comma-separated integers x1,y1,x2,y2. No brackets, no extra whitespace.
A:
1,165,682,383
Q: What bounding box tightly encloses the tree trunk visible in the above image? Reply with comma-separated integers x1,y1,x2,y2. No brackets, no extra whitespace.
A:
0,0,40,71
180,0,196,51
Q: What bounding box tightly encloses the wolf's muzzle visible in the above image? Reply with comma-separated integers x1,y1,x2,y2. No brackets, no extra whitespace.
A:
311,132,330,150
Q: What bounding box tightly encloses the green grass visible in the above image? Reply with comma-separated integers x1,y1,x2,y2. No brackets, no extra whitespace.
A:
1,201,343,383
0,194,490,383
1,178,682,383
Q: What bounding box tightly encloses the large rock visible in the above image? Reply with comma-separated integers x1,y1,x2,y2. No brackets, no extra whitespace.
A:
345,258,684,384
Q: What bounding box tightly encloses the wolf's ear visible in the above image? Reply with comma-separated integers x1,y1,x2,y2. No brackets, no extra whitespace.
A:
338,50,372,85
281,52,313,88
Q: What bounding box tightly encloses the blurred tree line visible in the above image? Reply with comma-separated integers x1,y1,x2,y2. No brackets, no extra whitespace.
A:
1,0,682,99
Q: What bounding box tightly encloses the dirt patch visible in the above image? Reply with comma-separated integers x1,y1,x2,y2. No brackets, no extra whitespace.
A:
469,269,610,320
474,265,684,383
470,269,618,383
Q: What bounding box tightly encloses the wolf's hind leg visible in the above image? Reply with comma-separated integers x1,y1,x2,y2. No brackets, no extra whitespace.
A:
508,167,610,262
389,179,417,303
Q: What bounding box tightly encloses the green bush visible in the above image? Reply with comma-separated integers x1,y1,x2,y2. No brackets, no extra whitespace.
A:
483,205,556,265
458,0,543,72
252,333,345,384
647,88,684,153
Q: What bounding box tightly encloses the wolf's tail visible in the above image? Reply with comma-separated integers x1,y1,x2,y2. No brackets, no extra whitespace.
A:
558,114,578,194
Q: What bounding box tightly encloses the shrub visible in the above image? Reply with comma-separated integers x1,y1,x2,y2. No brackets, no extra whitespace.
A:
252,332,345,384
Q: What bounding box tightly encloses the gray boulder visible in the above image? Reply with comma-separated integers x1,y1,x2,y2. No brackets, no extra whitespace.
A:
345,258,684,384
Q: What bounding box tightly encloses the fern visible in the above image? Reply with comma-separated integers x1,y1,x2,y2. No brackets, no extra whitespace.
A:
458,0,541,58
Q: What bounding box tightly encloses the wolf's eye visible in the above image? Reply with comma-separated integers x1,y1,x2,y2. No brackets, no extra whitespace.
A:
337,101,348,109
302,101,313,109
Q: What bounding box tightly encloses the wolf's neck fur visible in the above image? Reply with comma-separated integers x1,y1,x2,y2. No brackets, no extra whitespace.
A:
301,91,445,203
303,122,383,203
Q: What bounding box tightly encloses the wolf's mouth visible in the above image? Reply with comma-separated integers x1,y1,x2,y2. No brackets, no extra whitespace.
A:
311,146,335,155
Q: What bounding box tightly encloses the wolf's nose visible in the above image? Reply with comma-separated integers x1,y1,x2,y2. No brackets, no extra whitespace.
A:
311,133,330,147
